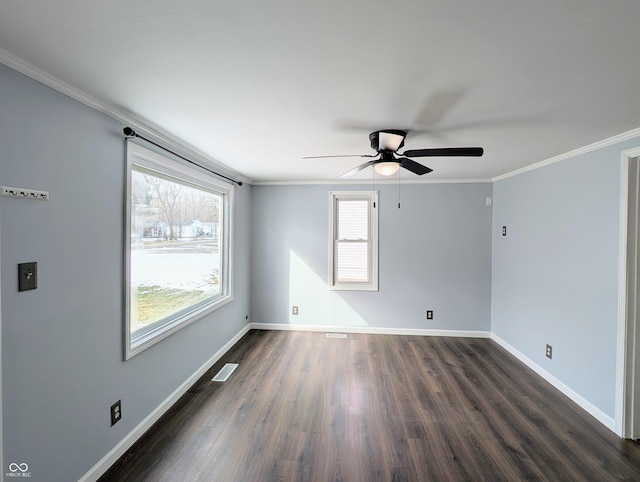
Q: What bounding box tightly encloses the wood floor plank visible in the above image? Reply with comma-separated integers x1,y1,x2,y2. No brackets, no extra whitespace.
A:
99,331,640,481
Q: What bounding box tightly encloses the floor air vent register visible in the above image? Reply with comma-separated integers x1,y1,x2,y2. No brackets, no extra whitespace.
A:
212,363,239,382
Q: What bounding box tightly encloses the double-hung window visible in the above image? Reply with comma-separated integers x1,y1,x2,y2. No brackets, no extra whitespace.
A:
329,191,378,290
125,142,233,359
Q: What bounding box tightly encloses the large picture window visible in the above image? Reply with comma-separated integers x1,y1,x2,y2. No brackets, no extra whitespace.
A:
125,142,233,358
329,191,378,291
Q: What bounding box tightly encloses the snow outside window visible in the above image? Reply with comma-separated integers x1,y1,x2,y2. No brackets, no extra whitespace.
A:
125,142,233,359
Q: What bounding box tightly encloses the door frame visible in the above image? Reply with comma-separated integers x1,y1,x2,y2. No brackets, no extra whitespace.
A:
0,211,3,480
616,148,640,438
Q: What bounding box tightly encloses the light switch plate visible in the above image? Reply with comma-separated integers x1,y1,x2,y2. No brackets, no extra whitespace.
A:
18,262,37,291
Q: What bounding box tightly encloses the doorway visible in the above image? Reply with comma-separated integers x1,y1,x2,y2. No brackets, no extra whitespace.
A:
618,150,640,439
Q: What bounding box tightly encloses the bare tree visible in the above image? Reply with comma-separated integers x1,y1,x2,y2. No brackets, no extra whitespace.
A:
147,175,184,240
183,190,219,223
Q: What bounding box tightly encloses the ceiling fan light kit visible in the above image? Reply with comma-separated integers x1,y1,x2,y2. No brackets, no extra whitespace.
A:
306,129,484,178
374,161,400,176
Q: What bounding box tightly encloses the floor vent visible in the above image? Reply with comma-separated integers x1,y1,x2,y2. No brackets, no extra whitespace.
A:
325,333,348,339
212,363,239,382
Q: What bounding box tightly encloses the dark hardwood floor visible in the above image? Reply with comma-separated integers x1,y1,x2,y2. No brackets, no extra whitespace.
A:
99,330,640,481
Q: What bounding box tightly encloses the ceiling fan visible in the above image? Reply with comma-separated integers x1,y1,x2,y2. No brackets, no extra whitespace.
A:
304,129,483,178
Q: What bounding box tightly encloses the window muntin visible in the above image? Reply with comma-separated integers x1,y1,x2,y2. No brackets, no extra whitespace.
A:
330,191,378,290
125,142,233,359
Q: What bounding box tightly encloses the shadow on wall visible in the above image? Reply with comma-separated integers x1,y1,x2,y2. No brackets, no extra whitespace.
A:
288,249,368,327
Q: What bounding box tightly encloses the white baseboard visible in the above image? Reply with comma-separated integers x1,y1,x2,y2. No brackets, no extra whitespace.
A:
79,323,617,481
79,323,251,482
490,333,616,433
249,322,490,338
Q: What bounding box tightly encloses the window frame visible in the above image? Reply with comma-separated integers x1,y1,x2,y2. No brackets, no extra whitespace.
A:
124,141,234,359
329,190,379,291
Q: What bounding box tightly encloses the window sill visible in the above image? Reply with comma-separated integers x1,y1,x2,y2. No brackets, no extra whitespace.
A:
126,294,233,359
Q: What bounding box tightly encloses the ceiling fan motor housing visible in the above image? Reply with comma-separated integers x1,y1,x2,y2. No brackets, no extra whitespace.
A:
369,129,407,152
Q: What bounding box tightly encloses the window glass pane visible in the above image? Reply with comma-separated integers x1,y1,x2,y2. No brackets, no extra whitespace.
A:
337,199,368,240
336,241,369,282
329,191,378,291
130,168,222,334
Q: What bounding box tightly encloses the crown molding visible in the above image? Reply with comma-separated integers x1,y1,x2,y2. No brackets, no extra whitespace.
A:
252,178,492,186
0,48,113,119
0,48,249,185
492,127,640,182
4,47,638,188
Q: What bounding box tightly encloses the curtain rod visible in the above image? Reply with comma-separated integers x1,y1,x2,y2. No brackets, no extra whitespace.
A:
123,127,243,186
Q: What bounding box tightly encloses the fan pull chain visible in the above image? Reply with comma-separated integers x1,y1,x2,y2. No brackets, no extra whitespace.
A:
397,168,401,209
372,164,376,208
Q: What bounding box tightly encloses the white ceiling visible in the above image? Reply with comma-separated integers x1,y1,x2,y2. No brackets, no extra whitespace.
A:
1,0,640,183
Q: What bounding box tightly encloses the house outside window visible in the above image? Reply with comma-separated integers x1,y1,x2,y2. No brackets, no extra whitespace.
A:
329,191,378,291
125,142,233,359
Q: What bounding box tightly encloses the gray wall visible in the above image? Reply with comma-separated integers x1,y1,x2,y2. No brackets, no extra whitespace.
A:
3,54,637,480
0,63,251,481
491,139,639,418
250,183,493,331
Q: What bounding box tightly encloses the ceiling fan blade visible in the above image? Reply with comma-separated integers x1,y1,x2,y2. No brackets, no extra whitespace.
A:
303,154,375,159
401,147,484,158
340,160,377,178
413,88,467,127
398,157,433,176
337,88,467,134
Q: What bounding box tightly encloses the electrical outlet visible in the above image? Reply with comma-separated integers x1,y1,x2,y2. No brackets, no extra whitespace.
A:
292,306,299,315
426,310,434,320
502,226,507,236
18,262,37,292
546,344,553,359
111,400,122,426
